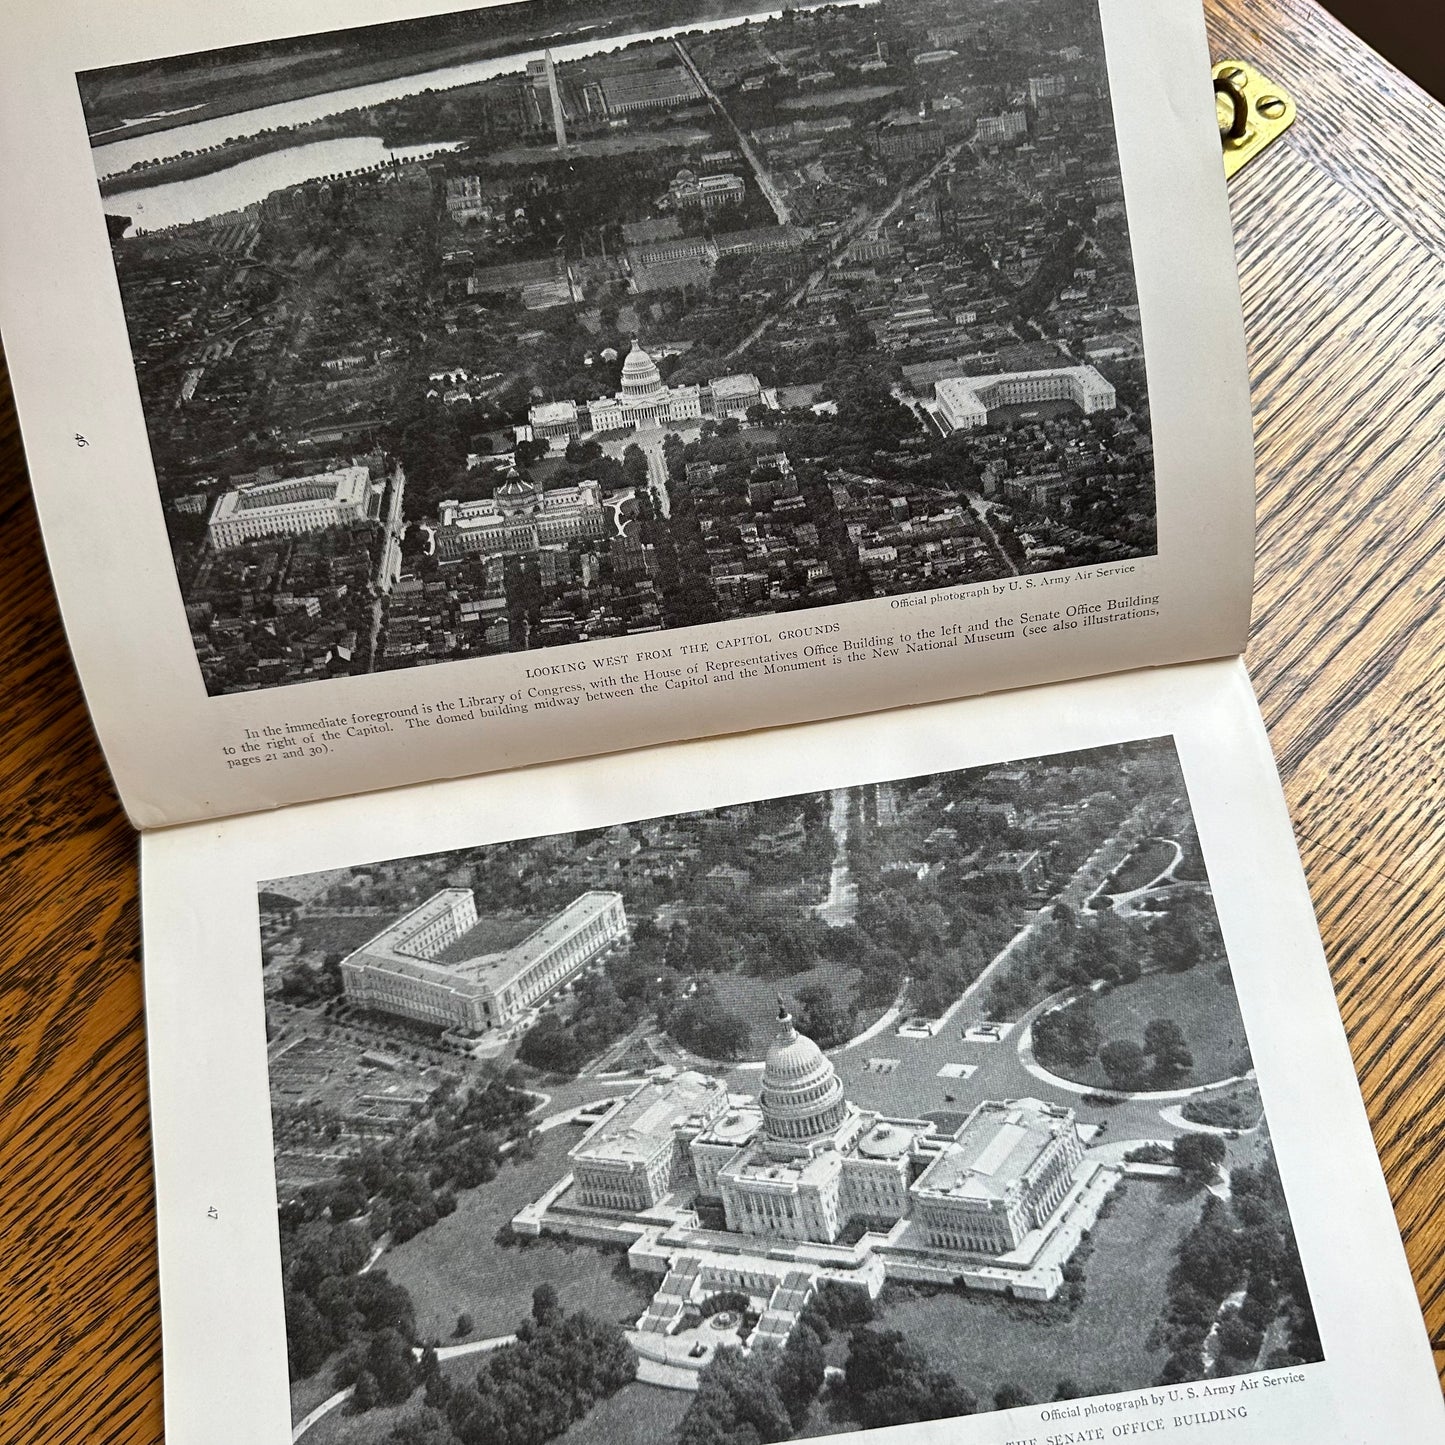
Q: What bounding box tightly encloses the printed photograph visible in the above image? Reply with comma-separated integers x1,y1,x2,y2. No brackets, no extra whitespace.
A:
259,737,1320,1444
79,0,1157,696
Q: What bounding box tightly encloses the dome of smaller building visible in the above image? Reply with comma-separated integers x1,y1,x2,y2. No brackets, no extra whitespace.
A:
494,467,539,515
495,466,534,498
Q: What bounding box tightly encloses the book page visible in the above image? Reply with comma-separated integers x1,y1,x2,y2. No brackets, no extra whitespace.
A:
140,659,1442,1445
0,0,1253,826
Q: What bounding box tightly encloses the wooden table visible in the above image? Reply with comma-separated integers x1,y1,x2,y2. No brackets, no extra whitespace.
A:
2,0,1443,1437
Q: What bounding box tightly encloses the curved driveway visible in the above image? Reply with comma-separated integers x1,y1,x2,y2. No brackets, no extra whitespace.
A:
291,1334,517,1441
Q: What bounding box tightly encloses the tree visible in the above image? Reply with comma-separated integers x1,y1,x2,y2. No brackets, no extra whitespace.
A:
352,1369,380,1412
455,1312,474,1338
1099,1038,1148,1089
1144,1018,1193,1083
517,1013,585,1075
622,443,651,487
842,1328,977,1429
1031,997,1098,1071
285,1288,335,1378
773,1321,826,1429
466,1305,636,1445
791,980,850,1049
1216,1308,1262,1362
994,1384,1031,1410
565,437,602,465
667,992,751,1059
1172,1131,1226,1187
392,1407,459,1445
677,1347,792,1445
532,1283,561,1327
1074,918,1133,984
366,1328,420,1404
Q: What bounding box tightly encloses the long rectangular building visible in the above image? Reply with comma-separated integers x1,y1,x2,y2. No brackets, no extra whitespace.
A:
599,67,701,114
207,466,374,550
935,366,1116,431
340,888,628,1033
570,1072,728,1211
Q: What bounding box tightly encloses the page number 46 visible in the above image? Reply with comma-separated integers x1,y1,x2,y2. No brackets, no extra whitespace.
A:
74,433,89,448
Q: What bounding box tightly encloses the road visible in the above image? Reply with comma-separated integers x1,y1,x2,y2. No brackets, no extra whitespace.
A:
863,141,970,243
967,494,1021,576
674,39,791,225
721,141,970,364
813,787,857,927
678,800,1222,1150
366,465,407,670
291,1334,518,1441
599,427,674,518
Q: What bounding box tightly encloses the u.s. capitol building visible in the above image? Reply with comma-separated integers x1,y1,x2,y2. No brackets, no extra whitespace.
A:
527,339,769,445
515,1004,1121,1364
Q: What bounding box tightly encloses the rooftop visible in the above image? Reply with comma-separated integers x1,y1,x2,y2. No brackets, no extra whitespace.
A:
345,889,623,999
530,399,578,425
913,1099,1072,1202
935,365,1114,399
572,1072,727,1166
212,466,370,522
711,373,762,398
600,67,701,108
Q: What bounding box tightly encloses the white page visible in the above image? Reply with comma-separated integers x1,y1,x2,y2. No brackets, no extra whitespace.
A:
0,0,1253,827
141,659,1442,1445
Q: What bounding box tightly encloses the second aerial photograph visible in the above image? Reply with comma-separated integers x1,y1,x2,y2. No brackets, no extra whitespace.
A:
260,737,1319,1445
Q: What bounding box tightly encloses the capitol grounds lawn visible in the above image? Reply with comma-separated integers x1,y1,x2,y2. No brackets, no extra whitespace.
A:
556,1382,692,1445
303,1394,414,1445
804,1177,1201,1420
300,1369,691,1445
739,426,784,450
377,1123,656,1344
292,1369,345,1428
1064,963,1252,1091
1099,837,1180,895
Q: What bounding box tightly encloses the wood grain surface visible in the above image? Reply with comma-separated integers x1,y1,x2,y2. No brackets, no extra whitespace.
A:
1,1,1442,1440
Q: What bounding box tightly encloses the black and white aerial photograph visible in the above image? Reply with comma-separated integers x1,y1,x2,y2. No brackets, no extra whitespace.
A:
259,737,1320,1445
80,0,1157,696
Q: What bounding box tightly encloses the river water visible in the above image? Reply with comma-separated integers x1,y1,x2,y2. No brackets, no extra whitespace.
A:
107,139,463,233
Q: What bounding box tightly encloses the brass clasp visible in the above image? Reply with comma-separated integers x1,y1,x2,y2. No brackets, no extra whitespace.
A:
1214,60,1296,178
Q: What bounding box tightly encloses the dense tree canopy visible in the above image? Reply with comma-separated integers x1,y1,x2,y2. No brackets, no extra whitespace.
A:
841,1327,978,1429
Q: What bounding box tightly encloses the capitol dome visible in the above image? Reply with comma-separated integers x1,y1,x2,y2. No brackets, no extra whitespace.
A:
760,1001,848,1142
620,338,666,402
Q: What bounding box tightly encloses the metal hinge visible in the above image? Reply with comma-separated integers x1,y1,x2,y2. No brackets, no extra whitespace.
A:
1214,60,1297,178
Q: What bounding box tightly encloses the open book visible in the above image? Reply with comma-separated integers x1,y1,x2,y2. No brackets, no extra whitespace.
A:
2,0,1441,1441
